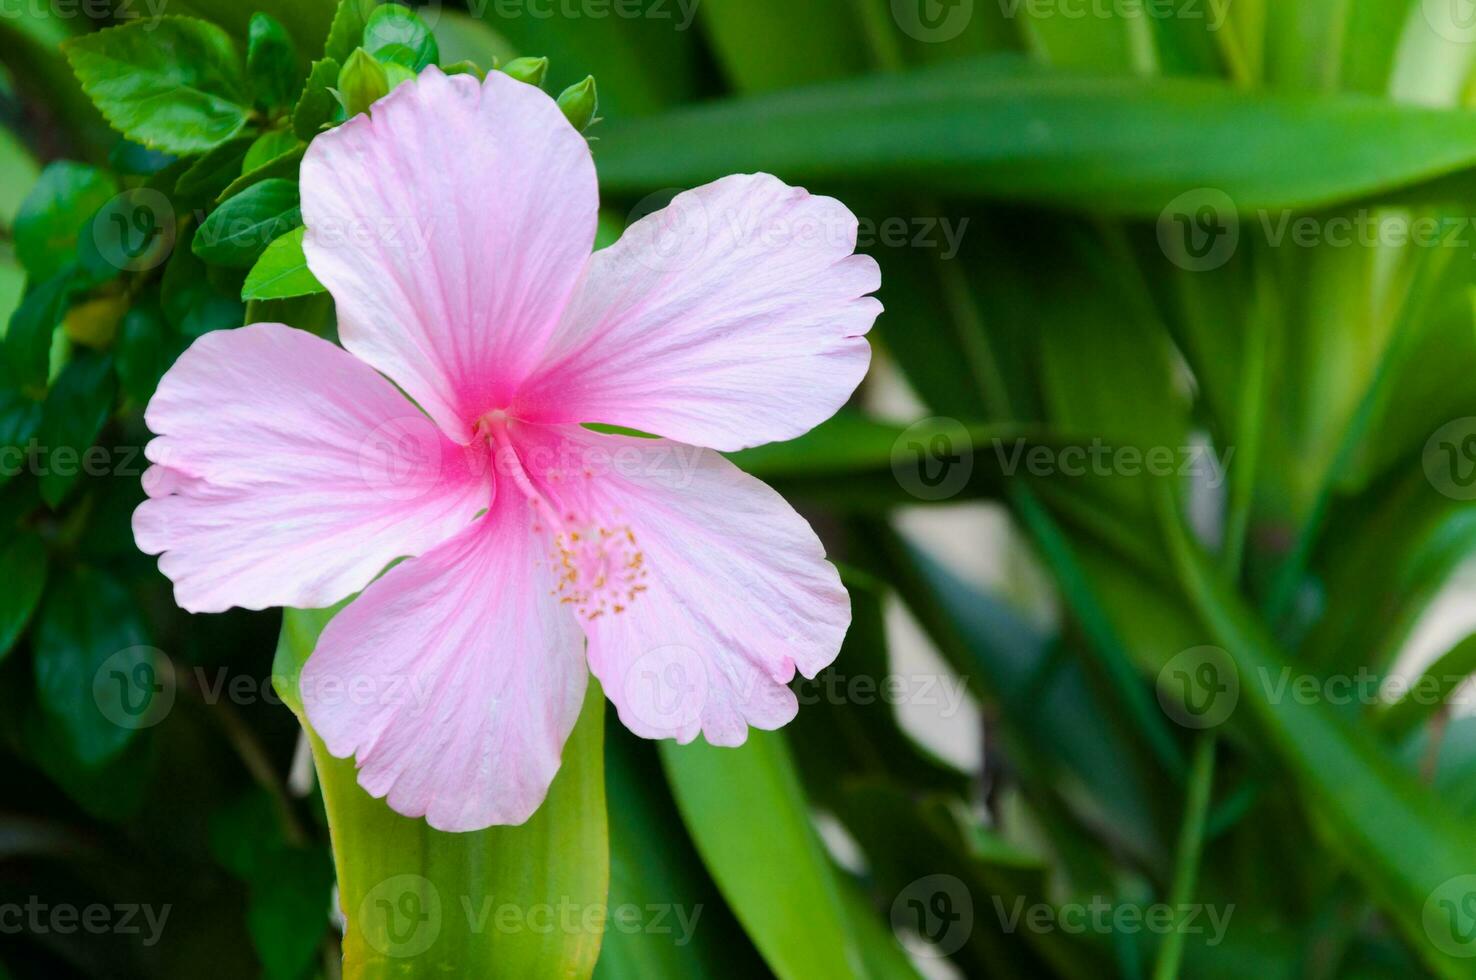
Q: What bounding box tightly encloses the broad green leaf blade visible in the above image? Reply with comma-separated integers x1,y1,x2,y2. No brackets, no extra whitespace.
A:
0,531,45,661
242,130,302,179
174,133,257,207
6,270,75,393
35,350,115,507
217,143,306,203
115,299,171,405
595,725,765,980
273,607,609,980
467,0,697,117
13,161,118,282
1019,2,1150,73
858,520,1165,865
171,0,336,72
63,17,252,155
659,733,865,980
1156,491,1476,979
34,565,150,767
292,57,342,141
432,11,516,71
247,12,301,109
1376,633,1476,739
242,226,325,301
596,56,1476,215
193,178,301,267
698,0,870,92
363,5,438,72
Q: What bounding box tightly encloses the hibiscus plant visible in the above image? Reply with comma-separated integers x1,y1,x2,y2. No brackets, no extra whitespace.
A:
7,2,1476,979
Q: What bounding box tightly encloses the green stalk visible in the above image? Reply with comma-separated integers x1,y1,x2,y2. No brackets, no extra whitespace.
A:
1151,734,1217,980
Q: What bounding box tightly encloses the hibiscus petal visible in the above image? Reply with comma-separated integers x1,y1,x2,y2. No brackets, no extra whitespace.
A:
514,423,850,745
134,323,489,613
299,67,599,443
300,490,588,831
516,173,881,452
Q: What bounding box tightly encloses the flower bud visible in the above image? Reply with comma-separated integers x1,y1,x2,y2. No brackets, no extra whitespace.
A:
557,76,598,133
336,48,388,118
502,56,549,88
443,60,485,79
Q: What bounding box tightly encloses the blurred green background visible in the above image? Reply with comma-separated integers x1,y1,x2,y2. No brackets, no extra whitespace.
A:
8,0,1476,977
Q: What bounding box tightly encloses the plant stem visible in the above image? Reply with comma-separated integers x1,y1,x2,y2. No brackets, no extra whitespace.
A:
1152,733,1217,980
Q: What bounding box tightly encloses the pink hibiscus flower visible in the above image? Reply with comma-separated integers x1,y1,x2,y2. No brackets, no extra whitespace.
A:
133,67,881,831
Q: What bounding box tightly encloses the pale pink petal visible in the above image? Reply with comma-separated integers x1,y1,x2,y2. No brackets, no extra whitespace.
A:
299,67,598,443
514,174,881,452
301,488,587,831
140,464,201,499
512,423,849,744
134,324,489,613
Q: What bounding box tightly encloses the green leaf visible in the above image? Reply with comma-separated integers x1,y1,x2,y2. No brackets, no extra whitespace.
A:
337,47,389,118
13,161,118,282
470,0,697,117
115,299,171,405
0,531,45,661
0,126,41,232
1156,490,1476,979
247,846,335,980
1377,633,1476,740
323,0,373,66
217,142,305,203
170,0,337,71
163,224,245,337
363,5,438,72
36,350,115,507
107,138,176,176
292,57,342,141
242,129,303,174
660,733,865,980
596,725,766,979
687,0,868,94
273,606,610,978
174,134,257,207
62,17,252,155
241,226,324,301
34,565,150,767
247,12,300,109
5,270,74,394
434,11,516,72
596,55,1476,214
193,178,301,267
